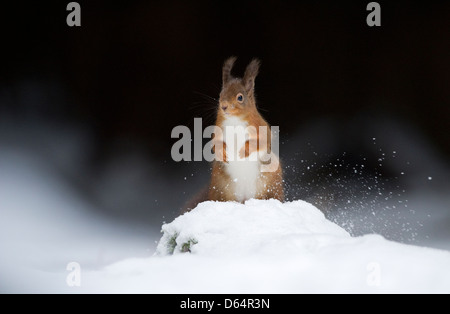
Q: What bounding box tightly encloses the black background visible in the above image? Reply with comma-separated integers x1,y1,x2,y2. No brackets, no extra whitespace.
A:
2,1,449,155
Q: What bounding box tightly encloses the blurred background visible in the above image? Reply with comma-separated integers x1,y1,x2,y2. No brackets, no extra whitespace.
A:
0,1,449,291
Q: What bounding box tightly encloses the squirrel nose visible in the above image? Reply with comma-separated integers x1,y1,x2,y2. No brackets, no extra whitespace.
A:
221,105,228,111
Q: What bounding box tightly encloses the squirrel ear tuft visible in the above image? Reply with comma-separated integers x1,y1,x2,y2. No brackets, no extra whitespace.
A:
243,58,260,94
222,56,237,86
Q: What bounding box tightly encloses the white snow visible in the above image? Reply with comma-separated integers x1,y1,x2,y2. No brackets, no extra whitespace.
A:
1,120,450,293
157,199,349,256
80,199,450,293
0,147,157,293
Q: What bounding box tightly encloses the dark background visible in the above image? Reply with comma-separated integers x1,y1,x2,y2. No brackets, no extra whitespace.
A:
1,1,449,245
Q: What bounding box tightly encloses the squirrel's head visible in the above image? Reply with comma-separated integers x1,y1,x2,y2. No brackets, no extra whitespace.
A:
219,57,260,117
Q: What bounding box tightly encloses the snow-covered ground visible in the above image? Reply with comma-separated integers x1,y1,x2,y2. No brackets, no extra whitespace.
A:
87,200,450,293
0,148,157,293
1,118,450,293
2,158,450,293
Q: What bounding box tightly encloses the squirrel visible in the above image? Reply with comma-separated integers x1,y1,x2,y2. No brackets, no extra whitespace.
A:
183,57,284,212
207,57,284,203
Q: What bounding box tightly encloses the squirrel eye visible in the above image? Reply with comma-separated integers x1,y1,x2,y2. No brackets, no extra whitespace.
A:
236,93,244,103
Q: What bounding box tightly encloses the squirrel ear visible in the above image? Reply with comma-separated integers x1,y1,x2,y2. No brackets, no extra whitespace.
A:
222,56,237,86
243,58,260,94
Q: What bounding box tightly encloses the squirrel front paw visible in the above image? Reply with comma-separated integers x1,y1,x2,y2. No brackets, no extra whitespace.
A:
239,147,247,159
212,141,228,163
239,140,256,159
215,147,228,163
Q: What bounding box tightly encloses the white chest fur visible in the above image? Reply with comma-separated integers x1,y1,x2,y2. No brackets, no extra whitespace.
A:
222,116,260,202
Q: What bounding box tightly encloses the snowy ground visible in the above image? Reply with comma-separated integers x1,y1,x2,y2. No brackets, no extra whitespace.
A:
0,148,157,293
1,118,450,293
87,200,450,293
2,157,450,293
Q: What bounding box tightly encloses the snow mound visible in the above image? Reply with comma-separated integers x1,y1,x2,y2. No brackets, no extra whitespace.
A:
122,199,450,294
157,199,349,256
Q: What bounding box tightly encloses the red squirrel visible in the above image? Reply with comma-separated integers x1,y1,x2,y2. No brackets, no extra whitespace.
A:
183,57,284,212
208,57,284,203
